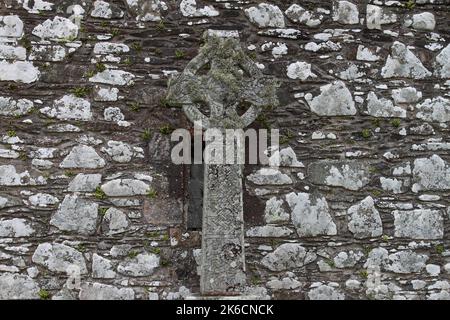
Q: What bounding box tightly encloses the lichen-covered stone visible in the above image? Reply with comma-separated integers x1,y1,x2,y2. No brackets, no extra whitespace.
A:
347,196,382,239
246,225,293,237
89,69,135,86
40,95,92,121
381,42,431,79
404,12,436,31
391,87,422,104
32,242,87,274
393,209,444,240
0,165,46,186
101,140,144,163
412,154,450,192
308,160,371,191
0,15,23,38
366,4,397,30
29,193,59,207
117,253,159,276
101,179,149,196
308,283,345,300
0,218,34,237
285,4,323,27
0,43,27,60
127,0,167,21
261,243,316,271
247,168,292,185
434,44,450,78
264,197,289,223
305,81,356,116
244,3,285,28
60,145,105,169
32,16,78,41
0,61,40,83
416,97,450,123
67,174,102,192
92,254,116,279
286,61,316,80
366,91,406,118
91,0,124,19
79,282,134,300
0,273,39,299
50,194,98,235
332,1,359,25
286,192,337,237
387,251,428,274
102,207,130,235
0,96,33,116
180,0,218,18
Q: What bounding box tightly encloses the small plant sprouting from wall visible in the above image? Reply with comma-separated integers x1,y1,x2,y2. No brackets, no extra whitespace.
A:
72,87,90,98
361,128,371,139
146,188,158,199
390,118,401,127
142,128,152,142
175,49,185,59
38,289,51,300
406,0,416,10
159,124,174,135
94,186,107,200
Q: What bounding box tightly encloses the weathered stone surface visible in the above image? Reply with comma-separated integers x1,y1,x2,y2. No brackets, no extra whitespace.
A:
79,282,134,300
40,95,91,121
412,155,450,192
286,192,337,237
0,218,34,237
68,174,102,192
60,145,105,169
180,0,218,18
386,251,428,274
102,207,130,235
246,225,293,238
333,251,363,268
261,243,316,271
366,92,406,118
0,165,46,186
244,3,284,28
268,147,304,167
404,12,436,31
308,283,345,300
29,193,59,207
117,253,159,276
264,197,289,223
0,15,23,38
32,242,87,273
247,168,292,185
393,209,444,240
416,97,450,123
0,61,40,83
91,0,124,19
127,0,167,21
50,194,98,235
333,1,358,24
285,4,323,27
32,16,78,41
89,69,135,86
381,42,431,79
101,140,144,163
305,81,356,116
391,87,422,104
0,273,39,299
101,179,149,196
366,4,396,30
92,254,116,279
434,44,450,78
347,196,382,239
0,43,27,60
286,61,316,80
308,160,371,191
0,96,33,116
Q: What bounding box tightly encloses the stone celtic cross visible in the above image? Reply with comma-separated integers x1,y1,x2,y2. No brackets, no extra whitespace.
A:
166,30,279,296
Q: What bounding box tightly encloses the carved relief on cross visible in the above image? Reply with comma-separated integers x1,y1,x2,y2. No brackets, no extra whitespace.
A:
167,30,279,295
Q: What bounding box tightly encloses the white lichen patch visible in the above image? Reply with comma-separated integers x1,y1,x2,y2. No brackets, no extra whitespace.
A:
244,3,285,28
40,95,92,121
366,92,406,118
305,81,356,116
347,196,383,239
366,4,397,30
0,61,40,83
393,209,444,240
180,0,218,18
32,16,78,41
416,97,450,123
412,154,450,192
381,42,431,79
89,69,135,86
59,145,106,169
286,61,316,80
0,96,33,116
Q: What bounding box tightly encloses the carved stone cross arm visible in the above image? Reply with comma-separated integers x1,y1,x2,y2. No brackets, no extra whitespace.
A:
166,30,279,296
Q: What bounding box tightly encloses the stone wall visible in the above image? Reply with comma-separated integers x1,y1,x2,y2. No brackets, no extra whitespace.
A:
0,0,450,300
